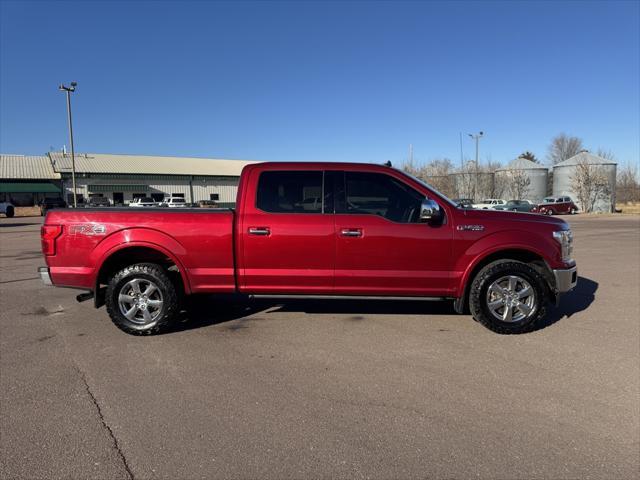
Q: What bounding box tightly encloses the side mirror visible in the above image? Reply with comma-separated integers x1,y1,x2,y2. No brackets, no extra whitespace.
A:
420,198,441,223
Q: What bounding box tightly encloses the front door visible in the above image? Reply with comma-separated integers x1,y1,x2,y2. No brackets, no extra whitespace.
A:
334,171,454,296
239,170,335,294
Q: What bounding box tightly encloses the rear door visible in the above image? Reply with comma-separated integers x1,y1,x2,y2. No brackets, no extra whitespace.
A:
333,171,454,296
556,197,570,213
239,169,336,294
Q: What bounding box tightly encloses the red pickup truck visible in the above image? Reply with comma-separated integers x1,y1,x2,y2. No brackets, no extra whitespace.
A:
39,162,577,335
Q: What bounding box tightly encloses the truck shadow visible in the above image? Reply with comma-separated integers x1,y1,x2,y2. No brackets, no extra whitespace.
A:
536,276,598,331
0,222,39,228
168,276,598,334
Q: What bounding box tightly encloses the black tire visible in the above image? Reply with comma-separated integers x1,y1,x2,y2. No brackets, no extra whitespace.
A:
105,263,179,335
469,260,549,334
545,209,553,215
5,206,14,218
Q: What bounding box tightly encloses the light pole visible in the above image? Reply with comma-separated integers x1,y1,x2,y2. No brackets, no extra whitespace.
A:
468,131,483,201
59,82,78,207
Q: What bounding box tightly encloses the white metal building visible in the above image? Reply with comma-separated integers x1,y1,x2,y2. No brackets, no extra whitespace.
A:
0,155,62,206
47,152,255,206
495,157,549,203
552,151,617,213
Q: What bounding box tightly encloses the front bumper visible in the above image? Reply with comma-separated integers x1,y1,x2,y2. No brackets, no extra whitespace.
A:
553,265,578,293
38,267,52,286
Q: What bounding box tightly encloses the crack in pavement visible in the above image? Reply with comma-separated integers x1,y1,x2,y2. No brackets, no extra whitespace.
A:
76,367,135,480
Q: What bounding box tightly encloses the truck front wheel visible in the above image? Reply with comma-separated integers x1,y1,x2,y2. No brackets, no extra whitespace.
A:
105,263,179,335
469,260,548,334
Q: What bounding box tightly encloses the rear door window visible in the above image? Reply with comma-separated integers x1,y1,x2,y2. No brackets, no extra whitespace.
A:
257,171,324,213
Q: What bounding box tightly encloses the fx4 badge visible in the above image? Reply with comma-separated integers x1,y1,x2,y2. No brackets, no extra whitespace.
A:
457,224,485,231
69,224,107,236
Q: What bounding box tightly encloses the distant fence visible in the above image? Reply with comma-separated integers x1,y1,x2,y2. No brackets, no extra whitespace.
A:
418,172,498,200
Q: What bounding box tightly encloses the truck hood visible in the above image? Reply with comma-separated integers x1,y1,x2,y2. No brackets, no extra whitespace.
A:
459,208,569,229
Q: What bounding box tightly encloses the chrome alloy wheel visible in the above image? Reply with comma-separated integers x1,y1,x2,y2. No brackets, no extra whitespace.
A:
118,278,164,325
486,275,536,323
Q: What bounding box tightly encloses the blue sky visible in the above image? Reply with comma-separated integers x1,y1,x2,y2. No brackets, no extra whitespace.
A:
1,1,638,168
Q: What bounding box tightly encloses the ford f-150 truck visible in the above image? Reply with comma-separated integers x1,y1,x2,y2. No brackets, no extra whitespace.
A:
39,162,577,335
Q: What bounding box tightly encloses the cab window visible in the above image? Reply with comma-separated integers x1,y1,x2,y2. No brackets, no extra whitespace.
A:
341,172,423,223
257,171,324,213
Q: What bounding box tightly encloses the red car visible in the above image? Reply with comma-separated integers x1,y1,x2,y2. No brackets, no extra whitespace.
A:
39,162,577,335
532,196,579,215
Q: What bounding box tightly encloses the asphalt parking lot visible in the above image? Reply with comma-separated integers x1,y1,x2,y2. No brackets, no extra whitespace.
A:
1,215,638,479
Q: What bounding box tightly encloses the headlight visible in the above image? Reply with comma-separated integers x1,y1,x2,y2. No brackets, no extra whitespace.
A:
553,230,573,262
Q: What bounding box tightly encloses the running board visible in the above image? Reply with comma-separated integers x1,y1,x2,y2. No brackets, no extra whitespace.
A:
249,294,452,302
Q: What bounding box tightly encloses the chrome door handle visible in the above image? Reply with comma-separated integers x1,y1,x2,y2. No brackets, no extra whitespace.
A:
341,229,362,237
249,227,270,236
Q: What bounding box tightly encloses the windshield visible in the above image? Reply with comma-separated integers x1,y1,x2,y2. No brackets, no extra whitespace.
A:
398,170,458,207
172,198,185,203
141,197,154,202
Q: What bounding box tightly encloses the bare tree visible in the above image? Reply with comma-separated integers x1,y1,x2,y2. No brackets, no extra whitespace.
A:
422,158,454,177
547,133,584,165
616,163,640,203
483,161,502,198
401,158,457,199
401,158,420,177
496,169,531,200
452,161,478,200
511,170,531,200
595,148,616,162
420,158,456,198
570,158,612,212
493,173,508,199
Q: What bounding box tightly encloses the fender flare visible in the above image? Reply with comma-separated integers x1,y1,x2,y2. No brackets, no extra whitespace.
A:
90,228,191,294
455,230,556,302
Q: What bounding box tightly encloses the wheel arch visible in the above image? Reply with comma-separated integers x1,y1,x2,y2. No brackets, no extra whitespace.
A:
94,244,190,307
454,248,555,314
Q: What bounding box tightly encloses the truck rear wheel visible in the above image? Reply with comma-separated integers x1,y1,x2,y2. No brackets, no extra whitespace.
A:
105,263,179,335
5,206,14,218
469,260,548,334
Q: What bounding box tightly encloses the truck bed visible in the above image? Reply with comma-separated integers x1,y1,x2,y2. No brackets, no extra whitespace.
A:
43,208,236,294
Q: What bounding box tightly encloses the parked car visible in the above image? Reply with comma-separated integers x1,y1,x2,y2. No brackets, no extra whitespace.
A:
39,162,577,336
198,200,218,208
86,197,111,208
40,197,67,216
532,196,578,215
493,200,536,213
129,197,157,208
1,201,15,218
452,198,474,208
472,198,507,209
161,197,187,208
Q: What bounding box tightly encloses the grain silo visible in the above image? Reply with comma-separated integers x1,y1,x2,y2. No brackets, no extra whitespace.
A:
495,157,549,203
553,151,617,213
